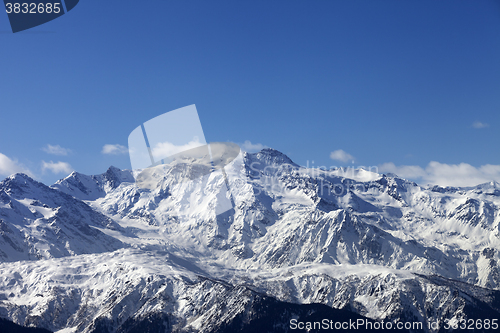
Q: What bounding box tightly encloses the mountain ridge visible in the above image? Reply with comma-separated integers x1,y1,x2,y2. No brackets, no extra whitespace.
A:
0,148,499,332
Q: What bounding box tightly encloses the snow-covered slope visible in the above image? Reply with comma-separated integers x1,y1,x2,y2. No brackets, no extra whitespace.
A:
0,174,124,262
0,148,499,332
0,249,396,333
78,149,500,288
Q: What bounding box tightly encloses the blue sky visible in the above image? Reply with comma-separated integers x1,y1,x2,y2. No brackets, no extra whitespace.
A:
1,0,499,187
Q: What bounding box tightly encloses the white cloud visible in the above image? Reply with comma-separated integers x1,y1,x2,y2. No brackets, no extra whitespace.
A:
102,144,128,155
41,161,73,175
379,161,500,187
241,140,267,152
472,121,489,129
0,153,33,178
378,162,427,179
151,139,203,160
330,149,355,163
42,144,72,156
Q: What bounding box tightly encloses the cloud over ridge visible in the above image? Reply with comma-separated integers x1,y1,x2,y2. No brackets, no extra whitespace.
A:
42,161,73,175
379,161,500,187
0,153,33,178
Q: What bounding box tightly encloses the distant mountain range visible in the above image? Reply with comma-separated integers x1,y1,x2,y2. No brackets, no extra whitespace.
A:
0,148,499,332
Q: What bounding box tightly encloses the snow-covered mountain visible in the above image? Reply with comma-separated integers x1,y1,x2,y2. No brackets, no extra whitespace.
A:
51,166,135,201
0,148,499,332
0,173,124,262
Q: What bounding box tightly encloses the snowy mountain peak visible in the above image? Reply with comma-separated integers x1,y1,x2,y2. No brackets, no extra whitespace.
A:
52,166,134,201
0,173,49,198
472,181,500,196
102,165,135,188
245,148,299,170
5,172,32,182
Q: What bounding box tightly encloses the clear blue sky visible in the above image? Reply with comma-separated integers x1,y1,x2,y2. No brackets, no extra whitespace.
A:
1,0,499,186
